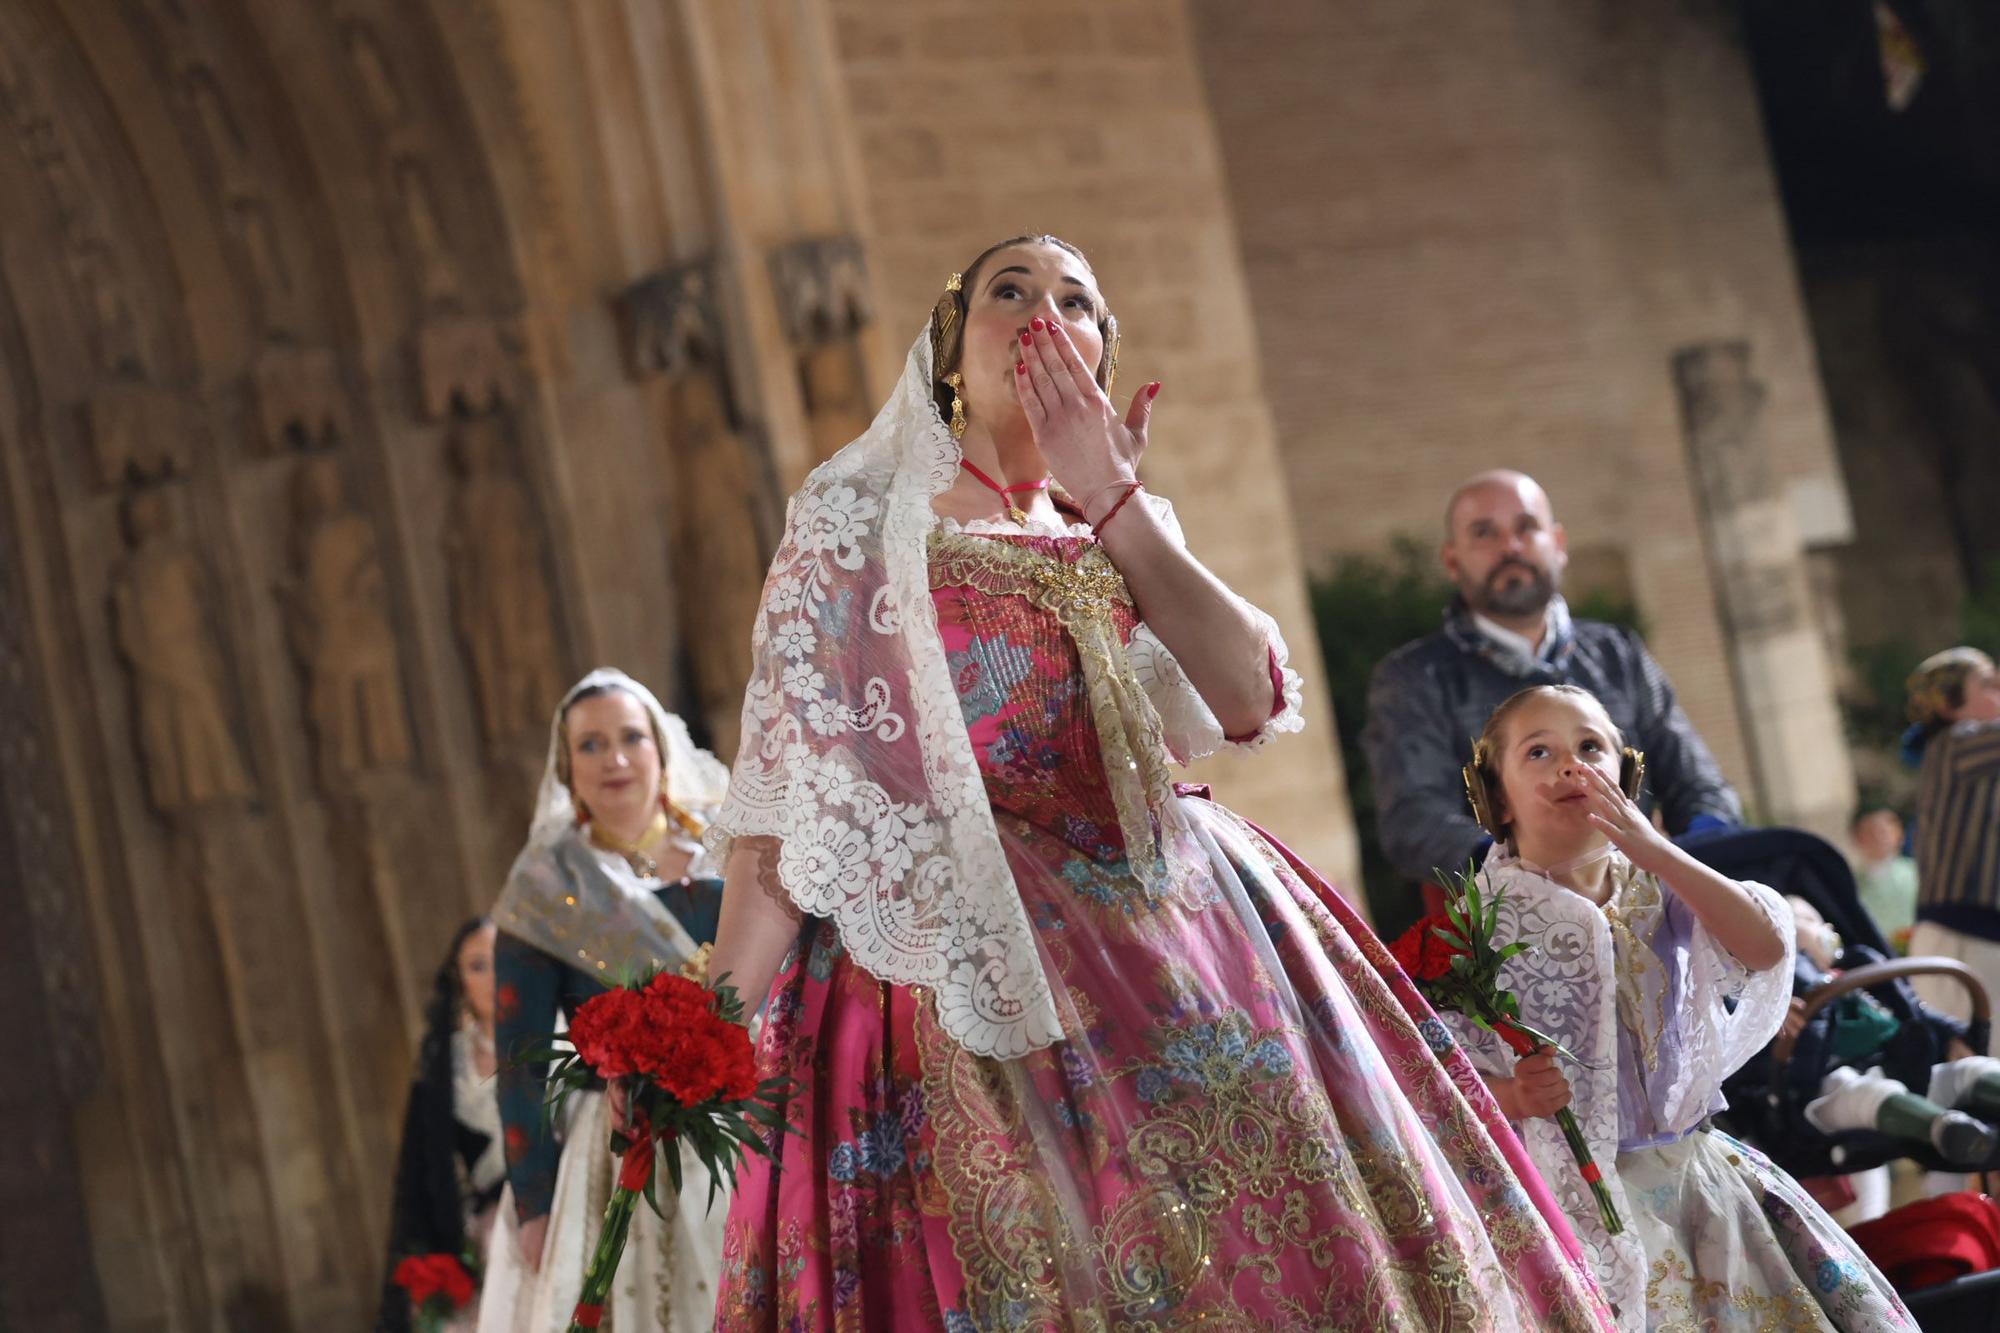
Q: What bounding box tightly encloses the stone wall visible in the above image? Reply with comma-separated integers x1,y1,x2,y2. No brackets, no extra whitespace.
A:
1189,0,1857,837
828,0,1360,881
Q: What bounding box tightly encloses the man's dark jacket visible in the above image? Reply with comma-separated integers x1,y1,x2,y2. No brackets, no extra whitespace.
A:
1361,595,1741,885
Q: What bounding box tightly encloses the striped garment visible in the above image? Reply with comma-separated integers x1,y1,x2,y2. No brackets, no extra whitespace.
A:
1915,718,2000,941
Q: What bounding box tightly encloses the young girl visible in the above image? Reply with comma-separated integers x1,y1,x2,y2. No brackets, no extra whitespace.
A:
1442,683,1912,1330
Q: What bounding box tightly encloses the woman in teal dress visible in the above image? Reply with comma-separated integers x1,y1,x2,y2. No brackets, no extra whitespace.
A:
477,668,729,1333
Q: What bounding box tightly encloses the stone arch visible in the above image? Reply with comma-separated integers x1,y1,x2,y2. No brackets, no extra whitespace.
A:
0,0,875,1320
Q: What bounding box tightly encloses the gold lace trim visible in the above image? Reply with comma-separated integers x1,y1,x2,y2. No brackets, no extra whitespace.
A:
1604,862,1668,1074
928,531,1196,904
1645,1249,1820,1331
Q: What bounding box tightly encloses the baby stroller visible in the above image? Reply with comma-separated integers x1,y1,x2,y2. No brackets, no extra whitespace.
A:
1680,827,2000,1326
1680,826,1994,1177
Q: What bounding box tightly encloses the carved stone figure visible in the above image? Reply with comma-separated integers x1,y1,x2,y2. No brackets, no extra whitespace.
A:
108,487,251,811
443,413,563,748
666,372,769,753
1674,340,1774,512
769,237,874,465
768,236,871,346
395,156,460,309
281,457,410,780
799,339,873,465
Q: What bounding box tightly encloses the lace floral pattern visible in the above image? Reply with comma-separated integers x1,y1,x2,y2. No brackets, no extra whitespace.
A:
1431,853,1901,1330
709,333,1302,1058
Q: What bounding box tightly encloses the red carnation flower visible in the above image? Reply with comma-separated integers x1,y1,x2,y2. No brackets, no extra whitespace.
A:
1388,912,1466,983
522,964,790,1330
393,1253,474,1310
569,988,649,1078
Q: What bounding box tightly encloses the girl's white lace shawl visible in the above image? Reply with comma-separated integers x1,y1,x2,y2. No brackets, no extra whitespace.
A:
1440,852,1792,1319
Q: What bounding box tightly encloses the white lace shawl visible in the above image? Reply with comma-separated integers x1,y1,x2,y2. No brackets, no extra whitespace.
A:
1438,852,1792,1318
493,668,730,974
707,329,1303,1058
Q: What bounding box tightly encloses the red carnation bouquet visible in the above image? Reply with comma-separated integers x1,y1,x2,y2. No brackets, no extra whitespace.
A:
392,1252,476,1331
523,966,792,1332
1391,866,1622,1236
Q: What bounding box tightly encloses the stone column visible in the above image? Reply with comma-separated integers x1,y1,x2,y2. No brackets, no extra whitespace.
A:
1674,341,1855,837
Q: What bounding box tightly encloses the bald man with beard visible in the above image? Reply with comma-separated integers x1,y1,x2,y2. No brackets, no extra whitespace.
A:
1361,470,1740,902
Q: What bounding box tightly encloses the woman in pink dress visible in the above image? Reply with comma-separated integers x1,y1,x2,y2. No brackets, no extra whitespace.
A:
700,235,1611,1330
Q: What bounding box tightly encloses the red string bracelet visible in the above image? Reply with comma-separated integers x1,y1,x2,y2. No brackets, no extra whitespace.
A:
1091,481,1145,536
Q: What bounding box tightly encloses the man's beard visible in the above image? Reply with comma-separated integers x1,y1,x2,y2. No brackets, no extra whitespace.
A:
1473,559,1556,618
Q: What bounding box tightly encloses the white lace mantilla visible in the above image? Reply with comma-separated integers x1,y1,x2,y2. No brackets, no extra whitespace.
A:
708,330,1303,1057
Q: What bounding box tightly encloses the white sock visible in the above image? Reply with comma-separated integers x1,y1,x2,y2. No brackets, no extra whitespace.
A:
1928,1055,2000,1107
1806,1066,1908,1135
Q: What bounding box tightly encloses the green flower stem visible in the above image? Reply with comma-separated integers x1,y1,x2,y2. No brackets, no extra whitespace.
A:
1553,1106,1623,1237
565,1183,642,1332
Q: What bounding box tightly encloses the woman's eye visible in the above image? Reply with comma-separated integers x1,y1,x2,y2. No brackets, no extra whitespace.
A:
579,738,600,753
995,283,1023,300
1526,745,1548,760
1580,739,1602,753
1064,296,1093,313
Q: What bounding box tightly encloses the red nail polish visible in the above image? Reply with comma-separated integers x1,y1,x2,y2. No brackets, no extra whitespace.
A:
1020,330,1032,345
1016,361,1027,374
1149,382,1162,398
1032,317,1045,331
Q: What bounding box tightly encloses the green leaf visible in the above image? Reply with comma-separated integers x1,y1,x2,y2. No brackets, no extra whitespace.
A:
641,1169,663,1219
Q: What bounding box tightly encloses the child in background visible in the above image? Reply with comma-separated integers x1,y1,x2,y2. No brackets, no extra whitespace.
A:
1440,683,1911,1330
1851,806,1917,951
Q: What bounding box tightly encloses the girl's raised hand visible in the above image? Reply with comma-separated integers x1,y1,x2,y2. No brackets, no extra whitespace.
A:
1579,762,1674,875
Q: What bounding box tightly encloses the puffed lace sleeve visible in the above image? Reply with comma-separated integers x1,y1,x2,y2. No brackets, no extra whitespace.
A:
1124,495,1306,764
1650,876,1794,1131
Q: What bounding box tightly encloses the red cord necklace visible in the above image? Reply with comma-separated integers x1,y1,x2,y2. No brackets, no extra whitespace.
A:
959,458,1050,525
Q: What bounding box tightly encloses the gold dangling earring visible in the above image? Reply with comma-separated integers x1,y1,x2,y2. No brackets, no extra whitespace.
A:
945,372,967,440
572,795,589,827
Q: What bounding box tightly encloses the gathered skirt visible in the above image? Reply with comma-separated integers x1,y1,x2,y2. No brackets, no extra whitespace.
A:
1618,1128,1911,1331
712,796,1611,1330
478,1091,725,1333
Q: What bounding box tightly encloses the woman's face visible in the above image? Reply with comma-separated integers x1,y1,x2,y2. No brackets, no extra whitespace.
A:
457,922,498,1026
1495,694,1624,847
565,690,663,829
956,242,1106,432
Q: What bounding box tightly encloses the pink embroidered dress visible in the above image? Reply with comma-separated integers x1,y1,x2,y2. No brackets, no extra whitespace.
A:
712,521,1610,1330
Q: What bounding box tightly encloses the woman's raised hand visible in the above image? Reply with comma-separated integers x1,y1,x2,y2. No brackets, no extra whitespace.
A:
1012,316,1161,515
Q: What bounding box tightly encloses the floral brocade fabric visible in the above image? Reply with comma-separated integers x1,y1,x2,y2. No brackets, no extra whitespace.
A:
712,531,1611,1332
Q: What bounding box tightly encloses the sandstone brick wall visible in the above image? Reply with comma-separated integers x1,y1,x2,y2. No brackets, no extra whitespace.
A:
1188,0,1858,816
827,0,1361,885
